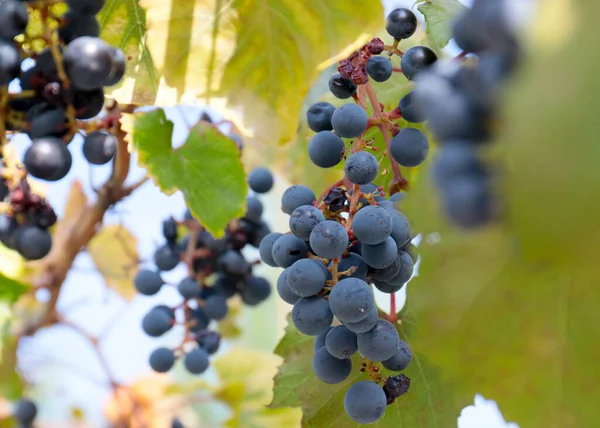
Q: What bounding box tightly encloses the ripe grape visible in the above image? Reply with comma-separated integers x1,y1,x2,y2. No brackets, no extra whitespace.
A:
204,294,228,320
401,46,438,81
149,347,175,373
58,11,100,44
287,258,327,297
172,418,184,428
271,234,308,268
325,325,358,359
178,277,200,299
386,251,414,286
329,73,357,99
289,205,324,241
213,275,238,298
361,236,397,269
219,250,249,276
73,88,105,119
312,346,352,384
390,127,429,167
371,251,402,282
281,185,316,215
14,225,52,261
398,92,426,123
366,56,393,82
248,167,274,194
344,305,379,334
441,176,493,228
307,102,335,132
308,131,344,168
276,268,300,305
154,242,181,271
352,205,393,245
82,132,116,165
240,276,271,305
431,141,486,189
357,319,400,361
344,381,387,424
184,348,210,374
67,0,106,18
373,280,403,294
379,202,412,248
14,399,37,424
104,47,126,86
328,278,374,323
188,308,210,333
385,8,417,40
142,308,173,337
196,331,221,354
291,296,333,336
344,151,379,185
162,218,178,242
63,37,114,90
134,269,164,296
0,0,28,39
382,339,412,371
309,220,348,259
331,104,368,138
28,108,67,139
258,232,282,267
24,137,72,181
335,253,368,281
313,327,331,351
0,39,20,85
245,196,263,222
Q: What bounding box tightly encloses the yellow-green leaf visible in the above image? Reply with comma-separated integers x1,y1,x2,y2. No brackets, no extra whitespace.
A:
132,109,247,236
417,0,467,50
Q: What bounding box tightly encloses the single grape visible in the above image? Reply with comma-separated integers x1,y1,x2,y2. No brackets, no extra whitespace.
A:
271,234,308,268
331,104,368,138
366,56,393,82
14,399,37,424
67,0,106,15
219,250,249,276
373,280,404,294
398,92,426,123
352,205,393,245
28,107,67,139
344,305,379,334
178,276,200,299
281,185,316,215
312,346,352,384
389,192,406,204
402,242,419,263
325,325,358,359
204,294,228,320
188,308,210,333
344,381,387,424
213,275,238,298
307,102,335,132
344,151,378,185
291,296,333,336
276,268,300,305
371,251,402,282
328,278,375,323
401,46,438,80
431,141,486,189
248,219,272,248
313,327,331,351
357,319,400,361
245,196,263,222
289,205,324,241
24,137,71,181
154,242,181,271
379,202,412,248
390,128,429,167
134,269,164,296
58,11,100,44
334,253,369,281
382,339,412,371
73,88,105,119
149,347,175,373
328,73,357,99
0,39,20,85
287,258,327,297
184,348,210,374
172,418,185,428
196,331,221,354
386,251,414,286
240,276,271,305
0,0,28,39
258,232,282,267
15,225,52,261
309,220,348,259
308,131,344,168
361,236,398,269
442,176,493,228
248,167,274,194
63,36,114,90
82,131,117,165
161,218,178,242
142,308,173,337
385,8,417,40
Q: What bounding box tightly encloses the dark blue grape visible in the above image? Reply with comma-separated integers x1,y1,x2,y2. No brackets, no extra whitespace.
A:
162,218,178,242
196,331,221,354
385,8,417,40
287,258,327,297
335,253,369,281
15,225,52,261
401,46,438,80
325,325,358,359
309,220,348,259
291,296,333,336
14,399,37,425
328,278,374,323
0,39,20,85
382,339,412,371
218,250,249,276
308,131,345,168
344,305,379,334
431,141,486,189
272,234,308,267
63,37,113,90
312,346,352,384
289,205,324,240
357,319,400,361
344,151,379,185
134,269,164,296
83,132,116,165
379,202,412,248
188,308,210,333
154,242,181,271
386,251,414,286
276,268,300,305
248,167,274,194
0,0,28,39
204,294,228,320
245,196,263,222
390,128,429,167
177,276,200,299
59,11,100,44
361,236,397,269
258,232,282,267
329,73,357,99
366,56,393,82
142,307,174,337
442,176,493,228
149,347,175,373
67,0,105,15
213,275,238,298
373,280,404,294
399,92,426,123
344,381,387,424
314,327,332,351
352,205,393,245
370,251,402,282
24,137,72,182
307,102,335,132
281,185,316,215
331,104,368,138
241,276,271,305
184,348,210,374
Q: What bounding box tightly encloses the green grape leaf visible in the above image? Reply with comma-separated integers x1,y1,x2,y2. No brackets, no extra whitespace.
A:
98,0,159,104
270,315,458,427
0,321,22,400
0,276,28,304
416,0,467,49
132,109,247,237
400,2,600,426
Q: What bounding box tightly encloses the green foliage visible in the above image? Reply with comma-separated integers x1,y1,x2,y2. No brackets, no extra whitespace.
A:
270,316,458,427
400,2,600,426
132,109,247,237
0,321,23,400
0,276,27,305
416,0,467,50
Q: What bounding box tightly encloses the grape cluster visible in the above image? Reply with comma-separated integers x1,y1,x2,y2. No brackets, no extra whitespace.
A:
413,0,521,228
259,8,439,423
0,0,126,260
135,166,275,376
12,398,37,428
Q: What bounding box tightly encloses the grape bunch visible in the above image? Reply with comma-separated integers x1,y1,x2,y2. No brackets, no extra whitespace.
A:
412,0,522,228
12,398,37,428
0,0,126,260
135,165,275,376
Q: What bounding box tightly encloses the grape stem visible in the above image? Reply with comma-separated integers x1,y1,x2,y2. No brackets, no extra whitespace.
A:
40,4,71,89
388,294,397,323
392,67,403,73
